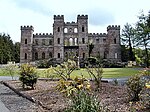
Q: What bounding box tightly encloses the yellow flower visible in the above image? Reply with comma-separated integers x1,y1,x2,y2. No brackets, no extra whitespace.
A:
145,84,150,89
77,84,83,89
86,84,91,90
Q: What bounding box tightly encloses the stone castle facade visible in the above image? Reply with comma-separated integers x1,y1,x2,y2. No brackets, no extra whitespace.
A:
20,15,121,63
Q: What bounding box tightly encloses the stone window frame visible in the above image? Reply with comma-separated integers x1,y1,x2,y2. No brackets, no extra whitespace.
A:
58,27,60,32
114,38,116,44
42,52,45,59
74,28,78,33
25,39,27,44
82,38,85,44
25,53,27,59
57,38,60,44
82,26,85,32
83,53,85,59
64,28,68,33
58,53,60,58
35,52,38,60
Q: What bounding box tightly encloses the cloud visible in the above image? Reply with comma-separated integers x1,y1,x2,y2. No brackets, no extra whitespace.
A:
86,8,115,26
10,0,51,16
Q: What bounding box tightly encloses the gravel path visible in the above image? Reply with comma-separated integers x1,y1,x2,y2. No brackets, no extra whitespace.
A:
0,83,42,112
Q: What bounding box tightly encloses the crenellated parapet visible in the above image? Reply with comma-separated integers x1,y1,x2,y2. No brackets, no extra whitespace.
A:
77,14,88,19
65,21,77,26
20,25,34,31
33,33,53,38
107,25,120,31
88,33,107,37
54,15,64,20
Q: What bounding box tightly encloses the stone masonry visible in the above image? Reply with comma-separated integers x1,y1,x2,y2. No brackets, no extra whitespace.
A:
20,15,121,63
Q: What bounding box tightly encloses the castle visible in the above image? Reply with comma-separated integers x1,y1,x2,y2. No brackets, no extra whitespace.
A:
20,15,121,64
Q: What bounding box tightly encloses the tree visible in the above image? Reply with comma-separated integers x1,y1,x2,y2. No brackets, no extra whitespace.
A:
121,23,136,61
135,11,150,67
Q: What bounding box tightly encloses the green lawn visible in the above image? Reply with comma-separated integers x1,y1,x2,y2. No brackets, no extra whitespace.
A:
0,67,142,78
37,68,142,79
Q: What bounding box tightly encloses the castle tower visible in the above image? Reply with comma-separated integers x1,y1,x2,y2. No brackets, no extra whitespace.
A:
107,25,121,62
53,15,64,62
77,15,89,60
20,26,34,63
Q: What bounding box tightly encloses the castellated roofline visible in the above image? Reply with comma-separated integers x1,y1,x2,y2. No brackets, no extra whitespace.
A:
77,14,88,19
88,33,107,37
34,33,53,36
107,25,120,31
54,15,64,20
20,25,34,30
65,21,77,25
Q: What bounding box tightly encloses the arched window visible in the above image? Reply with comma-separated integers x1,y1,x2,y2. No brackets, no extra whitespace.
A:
25,39,27,44
57,38,60,44
58,53,60,58
42,52,45,59
82,38,85,44
82,26,85,32
49,52,52,58
35,52,38,60
64,28,68,33
25,53,27,59
69,38,73,46
75,38,78,45
74,28,78,33
58,27,60,32
114,38,116,44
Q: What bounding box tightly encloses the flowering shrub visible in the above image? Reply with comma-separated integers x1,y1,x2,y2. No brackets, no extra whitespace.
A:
19,64,38,89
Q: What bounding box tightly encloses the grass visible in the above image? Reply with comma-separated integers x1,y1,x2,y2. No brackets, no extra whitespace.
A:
0,67,143,78
37,68,142,79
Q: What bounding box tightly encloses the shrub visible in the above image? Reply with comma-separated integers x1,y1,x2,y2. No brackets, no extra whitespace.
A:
65,90,110,112
126,74,144,101
19,64,38,89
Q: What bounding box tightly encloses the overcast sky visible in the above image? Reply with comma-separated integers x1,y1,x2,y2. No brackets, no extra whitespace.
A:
0,0,150,42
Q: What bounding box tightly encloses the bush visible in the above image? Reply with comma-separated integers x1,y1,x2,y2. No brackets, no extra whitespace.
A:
126,74,144,101
65,90,110,112
19,64,38,89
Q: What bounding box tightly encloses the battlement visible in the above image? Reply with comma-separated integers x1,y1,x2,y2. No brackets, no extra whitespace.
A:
107,25,120,31
65,21,77,25
54,15,64,20
77,15,88,19
88,33,107,37
33,33,53,38
21,25,34,30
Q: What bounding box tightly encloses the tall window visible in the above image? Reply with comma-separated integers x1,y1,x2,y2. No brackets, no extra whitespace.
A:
35,52,38,60
82,26,85,32
49,52,52,58
96,39,99,43
35,39,38,45
49,39,52,45
83,53,85,58
115,53,118,59
57,38,60,44
114,38,116,44
82,38,85,44
74,28,78,33
25,39,27,44
42,39,45,45
42,52,45,59
64,28,68,33
58,27,60,32
25,53,27,59
58,53,60,58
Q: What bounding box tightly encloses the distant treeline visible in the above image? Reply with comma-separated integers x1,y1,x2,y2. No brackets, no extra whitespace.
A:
0,33,20,64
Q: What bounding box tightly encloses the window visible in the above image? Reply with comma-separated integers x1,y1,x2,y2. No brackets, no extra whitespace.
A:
25,53,27,59
115,53,118,59
103,39,106,43
69,38,73,46
35,52,38,60
25,39,27,44
58,27,60,32
49,52,52,58
57,38,60,44
74,28,78,33
49,39,52,45
83,53,85,58
75,38,78,45
58,53,60,58
64,28,68,33
104,51,107,59
114,38,116,44
42,52,45,59
42,39,45,45
82,26,85,32
82,38,85,44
